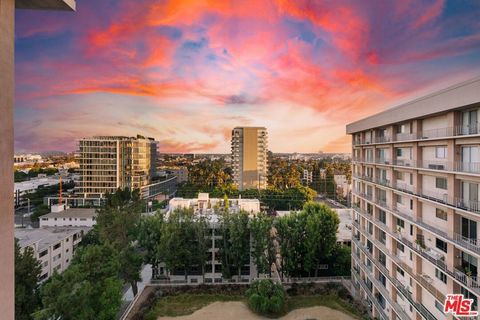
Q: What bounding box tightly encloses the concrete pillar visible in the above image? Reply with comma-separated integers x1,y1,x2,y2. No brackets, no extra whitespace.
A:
0,0,15,318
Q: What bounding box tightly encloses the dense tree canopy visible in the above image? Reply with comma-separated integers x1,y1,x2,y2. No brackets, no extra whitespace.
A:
34,245,122,320
15,240,42,320
275,202,340,278
96,188,143,295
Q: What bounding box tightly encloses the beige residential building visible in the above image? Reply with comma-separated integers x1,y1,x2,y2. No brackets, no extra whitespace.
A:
231,127,268,190
76,135,157,200
16,226,88,283
347,77,480,320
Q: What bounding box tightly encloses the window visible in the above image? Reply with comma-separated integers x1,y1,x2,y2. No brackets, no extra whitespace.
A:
395,171,403,181
396,218,405,229
436,238,448,253
436,146,447,159
435,268,447,284
410,225,413,236
436,300,444,312
396,148,403,157
397,266,405,277
436,177,448,190
53,243,61,250
379,210,386,224
410,199,413,210
436,208,448,221
39,250,48,258
397,242,405,252
396,195,403,204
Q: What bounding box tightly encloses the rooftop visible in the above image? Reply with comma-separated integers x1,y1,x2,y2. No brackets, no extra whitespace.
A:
42,207,97,219
15,227,89,251
346,76,480,134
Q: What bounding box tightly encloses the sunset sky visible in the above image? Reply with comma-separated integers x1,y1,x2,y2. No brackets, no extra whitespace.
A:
15,0,480,154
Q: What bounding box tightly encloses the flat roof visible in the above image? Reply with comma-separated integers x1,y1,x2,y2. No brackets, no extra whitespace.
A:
42,208,97,219
346,76,480,134
16,0,76,10
15,227,89,251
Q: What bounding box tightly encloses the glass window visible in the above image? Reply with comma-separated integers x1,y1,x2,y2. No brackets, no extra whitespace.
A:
436,177,448,190
436,147,447,159
435,268,447,284
436,208,448,221
436,238,448,253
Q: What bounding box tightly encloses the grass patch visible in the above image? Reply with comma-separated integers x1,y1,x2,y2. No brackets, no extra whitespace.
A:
286,295,363,319
144,293,364,320
144,294,244,320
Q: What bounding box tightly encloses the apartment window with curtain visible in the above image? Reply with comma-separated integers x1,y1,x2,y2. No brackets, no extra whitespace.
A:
435,146,447,159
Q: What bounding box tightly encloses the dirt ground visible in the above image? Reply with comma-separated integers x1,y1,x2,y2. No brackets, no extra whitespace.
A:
158,301,357,320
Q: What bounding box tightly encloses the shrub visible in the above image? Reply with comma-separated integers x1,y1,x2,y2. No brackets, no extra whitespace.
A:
246,279,286,316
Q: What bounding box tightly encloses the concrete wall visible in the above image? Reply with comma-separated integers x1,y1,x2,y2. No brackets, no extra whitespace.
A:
0,1,15,318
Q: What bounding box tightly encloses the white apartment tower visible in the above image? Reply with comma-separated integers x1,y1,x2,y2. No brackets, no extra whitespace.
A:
347,77,480,320
76,135,157,199
231,127,268,190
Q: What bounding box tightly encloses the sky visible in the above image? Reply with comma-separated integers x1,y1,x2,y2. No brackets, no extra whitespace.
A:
14,0,480,154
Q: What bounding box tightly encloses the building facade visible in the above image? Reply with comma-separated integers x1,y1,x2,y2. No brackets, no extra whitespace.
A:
15,226,87,283
347,77,480,320
75,135,157,200
39,205,97,228
231,127,268,191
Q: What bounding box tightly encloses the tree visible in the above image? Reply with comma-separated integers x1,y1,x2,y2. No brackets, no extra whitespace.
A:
219,210,250,279
303,202,340,276
138,212,164,279
15,240,42,320
30,204,50,223
246,279,285,316
249,213,275,276
159,209,198,281
96,188,143,296
34,245,122,320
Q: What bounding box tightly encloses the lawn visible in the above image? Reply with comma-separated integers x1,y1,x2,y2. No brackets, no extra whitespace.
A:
145,293,364,320
286,295,363,319
144,294,244,320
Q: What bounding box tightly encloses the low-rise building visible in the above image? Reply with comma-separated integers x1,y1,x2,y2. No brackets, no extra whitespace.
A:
39,204,97,228
168,193,261,215
15,227,88,282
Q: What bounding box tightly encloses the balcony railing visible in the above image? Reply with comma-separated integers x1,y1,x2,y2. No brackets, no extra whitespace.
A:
353,203,480,294
351,271,389,320
352,237,438,320
353,123,480,146
353,174,480,213
354,189,480,254
352,249,408,320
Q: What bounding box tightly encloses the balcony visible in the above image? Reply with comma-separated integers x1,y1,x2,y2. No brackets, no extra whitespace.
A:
352,252,407,320
352,237,439,320
353,204,480,294
354,189,480,255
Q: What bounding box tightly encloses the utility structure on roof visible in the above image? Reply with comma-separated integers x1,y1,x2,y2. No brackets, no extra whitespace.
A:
0,1,76,318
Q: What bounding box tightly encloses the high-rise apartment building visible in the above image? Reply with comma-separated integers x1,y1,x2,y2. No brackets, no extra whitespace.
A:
231,127,268,190
76,135,157,199
347,77,480,320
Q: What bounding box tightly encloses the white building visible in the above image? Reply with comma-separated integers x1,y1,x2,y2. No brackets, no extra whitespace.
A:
39,204,97,228
15,227,88,282
14,176,60,207
168,193,260,215
348,76,480,320
13,154,42,166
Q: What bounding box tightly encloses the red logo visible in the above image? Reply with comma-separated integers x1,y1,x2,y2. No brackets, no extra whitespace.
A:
444,294,478,317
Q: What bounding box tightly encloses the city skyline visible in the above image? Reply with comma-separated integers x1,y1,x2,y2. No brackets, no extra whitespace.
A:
15,0,480,154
